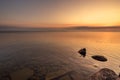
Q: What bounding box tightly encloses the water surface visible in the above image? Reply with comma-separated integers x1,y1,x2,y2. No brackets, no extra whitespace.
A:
0,32,120,80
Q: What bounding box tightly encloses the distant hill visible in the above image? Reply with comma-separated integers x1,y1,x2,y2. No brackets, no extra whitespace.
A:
0,25,63,32
64,26,120,32
0,25,120,32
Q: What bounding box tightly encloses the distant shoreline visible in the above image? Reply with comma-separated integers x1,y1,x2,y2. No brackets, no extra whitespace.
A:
0,30,120,33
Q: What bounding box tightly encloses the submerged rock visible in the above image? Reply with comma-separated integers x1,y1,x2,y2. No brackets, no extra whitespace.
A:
11,68,33,80
0,73,12,80
92,55,107,62
89,68,120,80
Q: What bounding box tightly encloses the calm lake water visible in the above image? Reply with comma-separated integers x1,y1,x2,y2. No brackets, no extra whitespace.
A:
0,32,120,80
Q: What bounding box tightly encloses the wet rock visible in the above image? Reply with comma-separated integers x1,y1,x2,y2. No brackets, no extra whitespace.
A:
11,68,33,80
89,68,119,80
117,78,120,80
28,74,46,80
78,48,86,57
28,68,46,80
92,55,107,62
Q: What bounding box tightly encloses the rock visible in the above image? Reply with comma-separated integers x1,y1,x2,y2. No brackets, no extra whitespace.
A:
117,78,120,80
78,48,86,57
92,55,107,62
89,68,119,80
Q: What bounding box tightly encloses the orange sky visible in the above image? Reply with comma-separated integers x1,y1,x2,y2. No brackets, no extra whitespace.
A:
0,0,120,27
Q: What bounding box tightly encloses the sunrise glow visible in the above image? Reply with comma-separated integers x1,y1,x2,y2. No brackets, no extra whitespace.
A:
0,0,120,27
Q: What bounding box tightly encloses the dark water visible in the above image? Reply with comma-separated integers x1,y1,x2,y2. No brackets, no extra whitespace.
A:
0,32,120,80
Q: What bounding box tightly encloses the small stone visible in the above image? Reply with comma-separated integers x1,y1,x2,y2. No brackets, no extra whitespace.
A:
92,55,107,62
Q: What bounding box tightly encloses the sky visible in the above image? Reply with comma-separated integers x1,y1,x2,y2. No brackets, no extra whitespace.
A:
0,0,120,28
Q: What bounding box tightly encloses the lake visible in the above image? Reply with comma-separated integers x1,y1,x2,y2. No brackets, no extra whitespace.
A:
0,32,120,80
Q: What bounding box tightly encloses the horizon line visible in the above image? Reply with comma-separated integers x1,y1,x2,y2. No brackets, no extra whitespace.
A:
0,25,120,28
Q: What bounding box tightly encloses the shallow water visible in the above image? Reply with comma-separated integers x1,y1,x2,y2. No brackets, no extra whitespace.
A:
0,32,120,80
